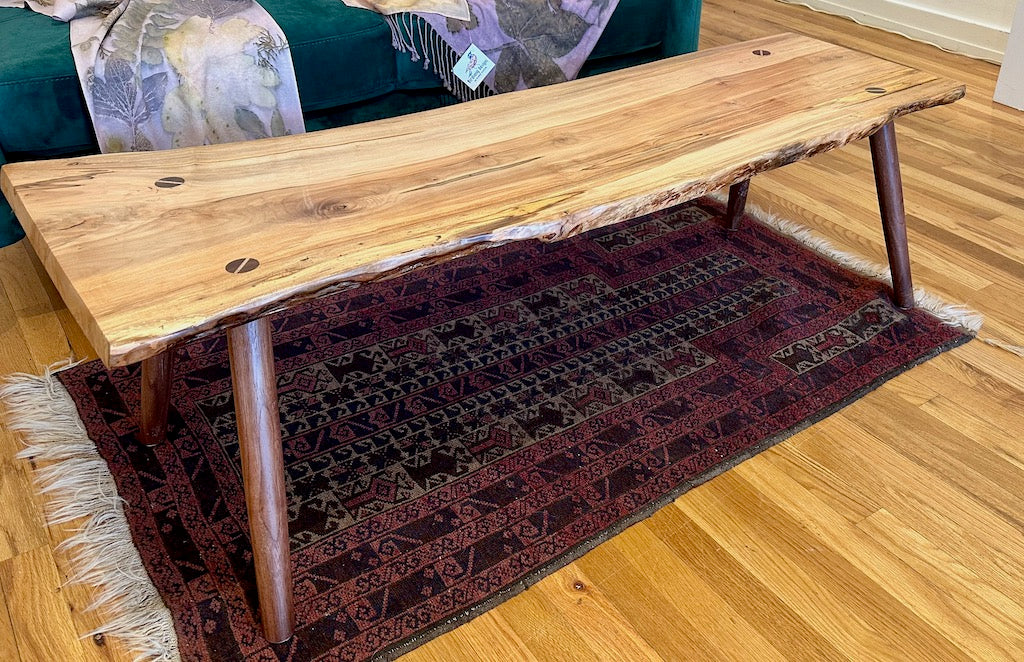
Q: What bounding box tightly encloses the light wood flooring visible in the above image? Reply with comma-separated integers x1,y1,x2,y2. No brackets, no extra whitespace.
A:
1,0,1022,659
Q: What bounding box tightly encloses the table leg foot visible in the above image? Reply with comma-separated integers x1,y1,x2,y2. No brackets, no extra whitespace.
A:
726,179,750,231
228,318,294,643
869,121,915,309
139,351,174,447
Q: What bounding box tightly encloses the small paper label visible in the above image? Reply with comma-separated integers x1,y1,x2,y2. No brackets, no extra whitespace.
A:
453,44,495,91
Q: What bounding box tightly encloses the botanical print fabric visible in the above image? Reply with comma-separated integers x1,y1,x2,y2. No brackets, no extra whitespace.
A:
0,0,305,153
341,0,470,21
377,0,621,100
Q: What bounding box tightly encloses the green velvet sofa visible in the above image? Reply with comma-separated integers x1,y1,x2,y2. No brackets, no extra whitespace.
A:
0,0,702,247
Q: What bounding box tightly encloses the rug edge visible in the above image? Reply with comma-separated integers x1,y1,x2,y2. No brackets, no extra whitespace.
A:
708,192,985,335
376,329,974,661
0,366,181,662
0,196,982,662
374,195,983,660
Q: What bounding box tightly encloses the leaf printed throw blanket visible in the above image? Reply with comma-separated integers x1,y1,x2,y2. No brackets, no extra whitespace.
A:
345,0,621,101
0,0,305,153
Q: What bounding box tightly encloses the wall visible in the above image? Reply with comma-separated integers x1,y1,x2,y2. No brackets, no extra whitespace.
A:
778,0,1018,63
995,1,1024,108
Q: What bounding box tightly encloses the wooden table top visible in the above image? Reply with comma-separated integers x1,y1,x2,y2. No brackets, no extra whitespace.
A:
0,33,964,367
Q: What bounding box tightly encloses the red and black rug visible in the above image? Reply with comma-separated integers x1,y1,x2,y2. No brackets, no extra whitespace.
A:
42,198,971,660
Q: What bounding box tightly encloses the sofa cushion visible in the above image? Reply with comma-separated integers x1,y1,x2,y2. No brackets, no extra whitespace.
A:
0,1,400,154
0,0,681,155
0,148,21,247
0,8,92,155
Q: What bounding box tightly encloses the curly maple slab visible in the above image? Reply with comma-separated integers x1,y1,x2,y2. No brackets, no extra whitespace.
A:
0,33,964,367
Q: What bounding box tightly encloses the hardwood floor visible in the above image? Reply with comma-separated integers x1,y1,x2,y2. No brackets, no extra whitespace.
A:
1,0,1022,659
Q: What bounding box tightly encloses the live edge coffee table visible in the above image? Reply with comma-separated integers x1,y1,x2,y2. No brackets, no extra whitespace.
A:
1,34,963,643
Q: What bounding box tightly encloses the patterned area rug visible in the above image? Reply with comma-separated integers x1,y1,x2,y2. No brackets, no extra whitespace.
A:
17,198,972,660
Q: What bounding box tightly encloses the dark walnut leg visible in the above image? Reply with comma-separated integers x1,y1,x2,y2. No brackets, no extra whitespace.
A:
869,121,915,309
726,179,750,231
227,318,294,643
139,351,174,446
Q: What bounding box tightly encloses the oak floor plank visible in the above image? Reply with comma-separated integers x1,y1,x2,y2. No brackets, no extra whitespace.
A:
924,351,1024,405
0,546,92,662
762,166,1008,293
673,471,974,662
0,282,38,376
574,544,724,662
0,284,51,565
848,389,1024,530
530,562,665,662
910,354,1024,410
402,611,540,662
644,503,850,662
0,244,72,370
737,454,1024,660
0,457,46,565
919,396,1024,471
759,440,883,525
797,415,1024,604
0,582,22,662
603,523,788,662
17,243,98,362
490,581,606,661
945,341,1024,393
857,509,1024,660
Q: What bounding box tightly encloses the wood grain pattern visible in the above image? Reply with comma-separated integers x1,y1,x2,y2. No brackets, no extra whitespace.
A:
530,563,664,662
600,524,789,662
488,580,608,660
139,351,173,446
869,122,914,307
0,458,45,564
403,611,539,662
0,572,21,662
0,33,963,366
736,453,1024,660
726,179,750,231
226,318,294,643
1,1,1022,659
674,471,974,661
0,546,93,662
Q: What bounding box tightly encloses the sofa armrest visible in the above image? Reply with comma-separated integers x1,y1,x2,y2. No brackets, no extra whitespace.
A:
0,149,26,247
662,0,703,57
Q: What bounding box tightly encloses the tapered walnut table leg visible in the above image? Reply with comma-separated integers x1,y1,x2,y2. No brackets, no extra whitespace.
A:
726,179,750,231
227,317,294,643
139,351,174,446
869,121,915,309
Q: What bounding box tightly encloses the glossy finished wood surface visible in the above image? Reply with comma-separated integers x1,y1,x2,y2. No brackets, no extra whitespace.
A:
138,352,173,447
869,122,915,308
227,318,294,643
1,33,963,367
1,1,1022,659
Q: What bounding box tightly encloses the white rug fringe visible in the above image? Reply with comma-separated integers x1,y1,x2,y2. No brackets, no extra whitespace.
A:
710,191,986,335
0,365,180,662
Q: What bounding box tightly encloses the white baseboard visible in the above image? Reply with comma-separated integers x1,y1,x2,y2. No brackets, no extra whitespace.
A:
778,0,1011,63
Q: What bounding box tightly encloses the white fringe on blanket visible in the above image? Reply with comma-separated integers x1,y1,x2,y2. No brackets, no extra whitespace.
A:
384,13,494,101
0,365,180,662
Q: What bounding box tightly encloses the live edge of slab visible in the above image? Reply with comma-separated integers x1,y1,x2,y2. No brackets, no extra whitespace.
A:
0,33,965,368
